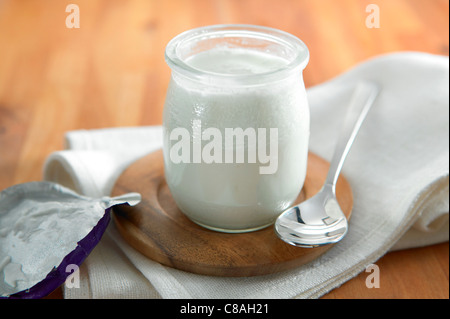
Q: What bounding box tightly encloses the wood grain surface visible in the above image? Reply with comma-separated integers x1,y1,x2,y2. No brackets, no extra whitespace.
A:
0,0,448,298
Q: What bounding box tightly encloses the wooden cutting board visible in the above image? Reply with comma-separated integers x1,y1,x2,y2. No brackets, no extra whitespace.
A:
111,149,353,277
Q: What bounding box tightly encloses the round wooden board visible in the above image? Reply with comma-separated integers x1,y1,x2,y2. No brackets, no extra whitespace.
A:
111,149,353,277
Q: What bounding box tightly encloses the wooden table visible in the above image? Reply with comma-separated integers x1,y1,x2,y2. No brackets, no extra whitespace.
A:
0,0,448,299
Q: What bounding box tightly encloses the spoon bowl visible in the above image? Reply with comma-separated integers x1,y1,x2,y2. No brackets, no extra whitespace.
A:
275,81,380,248
275,185,348,248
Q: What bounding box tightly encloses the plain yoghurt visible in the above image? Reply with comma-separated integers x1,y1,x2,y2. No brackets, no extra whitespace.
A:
163,28,310,232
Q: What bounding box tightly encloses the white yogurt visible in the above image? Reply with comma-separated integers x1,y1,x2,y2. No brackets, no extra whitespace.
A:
186,47,289,75
163,28,309,232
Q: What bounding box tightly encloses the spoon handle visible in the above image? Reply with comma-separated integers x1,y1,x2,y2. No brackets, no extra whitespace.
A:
325,81,380,188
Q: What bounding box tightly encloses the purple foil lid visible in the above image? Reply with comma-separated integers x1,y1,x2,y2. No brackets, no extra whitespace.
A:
0,182,140,299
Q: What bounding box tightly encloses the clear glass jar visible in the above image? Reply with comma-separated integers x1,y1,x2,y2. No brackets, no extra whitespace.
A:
163,24,310,233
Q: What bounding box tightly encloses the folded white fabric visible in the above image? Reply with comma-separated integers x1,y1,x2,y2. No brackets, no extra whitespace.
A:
43,52,449,299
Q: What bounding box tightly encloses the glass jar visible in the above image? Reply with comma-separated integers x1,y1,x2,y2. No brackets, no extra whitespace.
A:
163,24,310,233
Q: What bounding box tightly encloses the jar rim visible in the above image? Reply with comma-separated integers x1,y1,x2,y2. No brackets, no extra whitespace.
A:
165,24,309,85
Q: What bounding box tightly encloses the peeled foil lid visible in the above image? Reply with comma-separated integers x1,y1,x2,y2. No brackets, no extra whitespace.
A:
0,181,141,299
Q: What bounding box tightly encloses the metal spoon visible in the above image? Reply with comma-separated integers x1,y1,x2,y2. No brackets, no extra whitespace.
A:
274,81,380,248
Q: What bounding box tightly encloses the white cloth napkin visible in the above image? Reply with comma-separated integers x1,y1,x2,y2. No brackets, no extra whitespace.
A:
43,52,449,299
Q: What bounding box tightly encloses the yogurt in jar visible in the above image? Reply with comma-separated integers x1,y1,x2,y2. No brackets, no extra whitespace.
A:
163,25,310,232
